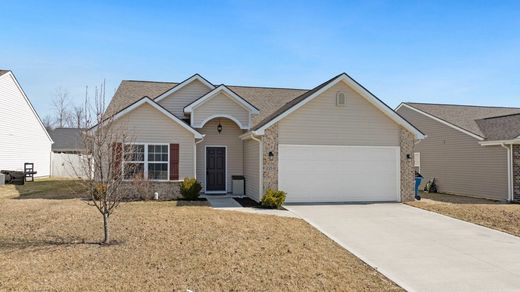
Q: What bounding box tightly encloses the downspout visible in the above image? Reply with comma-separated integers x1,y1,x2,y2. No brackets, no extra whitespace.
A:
500,143,513,202
249,134,263,198
194,135,205,179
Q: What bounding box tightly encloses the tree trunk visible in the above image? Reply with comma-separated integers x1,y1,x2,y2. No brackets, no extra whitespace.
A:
103,211,110,244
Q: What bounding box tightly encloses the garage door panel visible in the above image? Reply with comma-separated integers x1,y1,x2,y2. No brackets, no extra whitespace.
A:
279,145,400,203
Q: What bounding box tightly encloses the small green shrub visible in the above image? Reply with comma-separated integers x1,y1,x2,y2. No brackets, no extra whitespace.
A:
180,178,202,200
260,189,286,209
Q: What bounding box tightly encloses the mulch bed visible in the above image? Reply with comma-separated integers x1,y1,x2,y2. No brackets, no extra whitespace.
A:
233,197,287,210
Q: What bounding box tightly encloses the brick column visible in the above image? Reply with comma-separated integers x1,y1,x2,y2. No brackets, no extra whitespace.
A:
400,128,415,202
262,124,279,193
513,145,520,202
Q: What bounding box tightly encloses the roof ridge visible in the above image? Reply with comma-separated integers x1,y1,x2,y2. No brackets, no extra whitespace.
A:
122,80,177,84
227,84,309,91
481,112,520,120
121,79,309,91
406,101,520,109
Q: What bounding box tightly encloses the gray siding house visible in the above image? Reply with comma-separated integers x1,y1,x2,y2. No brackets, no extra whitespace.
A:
95,73,425,203
397,102,520,202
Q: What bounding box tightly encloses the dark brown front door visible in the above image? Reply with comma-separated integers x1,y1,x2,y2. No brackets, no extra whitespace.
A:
206,147,226,192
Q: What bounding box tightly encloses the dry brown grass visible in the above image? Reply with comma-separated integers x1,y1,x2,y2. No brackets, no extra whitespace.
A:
0,179,401,291
407,192,520,237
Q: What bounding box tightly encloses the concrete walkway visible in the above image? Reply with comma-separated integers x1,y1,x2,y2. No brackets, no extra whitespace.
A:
206,197,299,218
285,203,520,292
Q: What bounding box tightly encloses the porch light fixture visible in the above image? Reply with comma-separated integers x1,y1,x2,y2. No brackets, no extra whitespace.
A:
217,120,223,134
268,151,274,160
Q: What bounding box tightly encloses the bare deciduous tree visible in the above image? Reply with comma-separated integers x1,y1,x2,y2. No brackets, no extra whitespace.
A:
71,81,135,244
52,87,71,128
42,114,55,131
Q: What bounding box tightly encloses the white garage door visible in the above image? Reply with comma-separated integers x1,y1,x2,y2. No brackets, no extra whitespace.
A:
279,145,400,203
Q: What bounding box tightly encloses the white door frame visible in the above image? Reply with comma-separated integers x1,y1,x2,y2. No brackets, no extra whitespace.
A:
204,145,228,194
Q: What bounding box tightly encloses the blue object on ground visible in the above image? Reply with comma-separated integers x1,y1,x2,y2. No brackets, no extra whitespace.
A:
415,177,422,199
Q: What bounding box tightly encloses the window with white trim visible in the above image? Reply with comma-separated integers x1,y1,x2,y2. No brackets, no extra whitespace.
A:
123,144,145,180
148,144,169,180
123,144,169,181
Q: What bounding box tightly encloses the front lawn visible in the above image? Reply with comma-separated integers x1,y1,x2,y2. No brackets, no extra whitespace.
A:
407,192,520,237
0,179,400,291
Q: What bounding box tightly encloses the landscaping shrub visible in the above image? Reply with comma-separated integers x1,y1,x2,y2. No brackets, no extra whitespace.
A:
180,178,202,200
260,189,286,209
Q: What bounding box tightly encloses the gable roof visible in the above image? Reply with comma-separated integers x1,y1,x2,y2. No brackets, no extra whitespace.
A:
0,70,53,143
49,128,85,152
106,79,307,127
184,84,260,114
252,73,425,139
92,97,203,138
399,102,520,140
105,80,178,115
154,73,215,104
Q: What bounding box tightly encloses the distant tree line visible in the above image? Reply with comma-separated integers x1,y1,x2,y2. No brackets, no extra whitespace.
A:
42,81,108,130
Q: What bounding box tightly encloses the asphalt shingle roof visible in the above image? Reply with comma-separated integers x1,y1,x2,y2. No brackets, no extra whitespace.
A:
0,69,10,77
404,102,520,139
475,113,520,140
48,128,86,152
106,80,308,127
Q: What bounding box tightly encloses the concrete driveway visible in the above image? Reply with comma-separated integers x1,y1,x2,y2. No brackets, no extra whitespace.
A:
285,203,520,292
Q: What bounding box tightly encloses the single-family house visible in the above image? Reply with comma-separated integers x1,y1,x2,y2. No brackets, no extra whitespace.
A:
397,102,520,202
0,69,53,177
99,73,424,203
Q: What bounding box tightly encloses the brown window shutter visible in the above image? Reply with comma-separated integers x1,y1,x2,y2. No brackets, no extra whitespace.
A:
170,144,179,180
112,142,123,178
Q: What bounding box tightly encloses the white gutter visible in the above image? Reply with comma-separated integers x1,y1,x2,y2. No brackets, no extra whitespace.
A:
194,135,205,178
500,143,513,202
479,139,520,146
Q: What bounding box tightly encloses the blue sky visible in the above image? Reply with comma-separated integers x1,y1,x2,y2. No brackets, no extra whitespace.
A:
1,0,519,118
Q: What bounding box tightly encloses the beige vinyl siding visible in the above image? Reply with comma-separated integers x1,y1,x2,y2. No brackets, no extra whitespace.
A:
0,73,52,176
243,138,260,200
158,79,212,117
192,92,250,129
113,103,195,179
196,119,244,192
278,82,400,146
397,106,508,200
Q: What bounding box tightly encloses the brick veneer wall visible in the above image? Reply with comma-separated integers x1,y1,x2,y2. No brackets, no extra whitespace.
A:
118,181,181,200
262,124,279,193
400,128,416,202
513,145,520,202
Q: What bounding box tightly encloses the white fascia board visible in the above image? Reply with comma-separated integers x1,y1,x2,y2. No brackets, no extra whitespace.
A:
154,74,215,103
184,85,260,114
91,98,203,139
1,72,54,143
255,74,425,139
397,103,484,141
479,139,520,146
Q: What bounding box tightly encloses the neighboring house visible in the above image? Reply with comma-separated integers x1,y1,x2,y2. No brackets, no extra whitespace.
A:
98,73,424,203
397,102,520,202
48,128,89,178
0,69,53,177
48,128,86,153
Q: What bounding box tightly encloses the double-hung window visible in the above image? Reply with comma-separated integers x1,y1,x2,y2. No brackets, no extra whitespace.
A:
123,144,169,181
123,144,145,180
147,145,169,180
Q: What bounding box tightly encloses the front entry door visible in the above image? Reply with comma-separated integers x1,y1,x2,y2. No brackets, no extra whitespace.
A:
206,147,226,192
